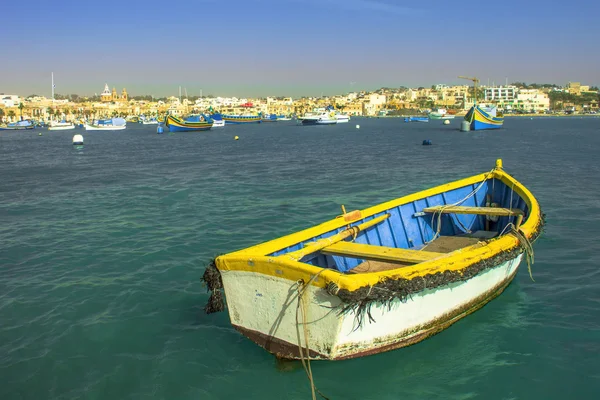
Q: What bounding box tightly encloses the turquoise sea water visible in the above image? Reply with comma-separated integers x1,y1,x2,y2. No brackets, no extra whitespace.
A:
1,117,599,399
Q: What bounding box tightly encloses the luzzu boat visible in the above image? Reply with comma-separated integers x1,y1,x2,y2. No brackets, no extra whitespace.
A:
165,114,213,132
465,105,504,130
0,120,35,130
222,114,261,124
202,159,544,360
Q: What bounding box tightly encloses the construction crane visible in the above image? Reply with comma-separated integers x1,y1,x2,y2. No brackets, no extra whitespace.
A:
458,76,480,103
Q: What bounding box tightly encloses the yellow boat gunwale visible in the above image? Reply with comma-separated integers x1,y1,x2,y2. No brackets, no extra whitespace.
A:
216,160,542,292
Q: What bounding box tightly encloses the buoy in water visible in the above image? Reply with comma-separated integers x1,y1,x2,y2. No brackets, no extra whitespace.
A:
157,125,164,134
234,136,239,140
72,134,84,146
443,119,450,125
460,120,470,132
422,139,432,146
38,132,42,136
356,124,360,129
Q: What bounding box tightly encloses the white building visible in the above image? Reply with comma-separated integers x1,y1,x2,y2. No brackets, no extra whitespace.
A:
483,86,517,102
1,95,20,107
514,89,550,112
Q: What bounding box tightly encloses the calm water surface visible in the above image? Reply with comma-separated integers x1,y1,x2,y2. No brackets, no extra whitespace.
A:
1,117,599,399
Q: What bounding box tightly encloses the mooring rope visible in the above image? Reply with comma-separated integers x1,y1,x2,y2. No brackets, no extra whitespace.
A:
295,273,329,400
428,167,497,244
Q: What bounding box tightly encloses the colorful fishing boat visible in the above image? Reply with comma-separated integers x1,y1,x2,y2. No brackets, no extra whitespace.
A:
0,120,35,130
459,75,503,130
465,105,504,130
222,114,261,124
202,159,543,360
165,114,213,132
261,113,278,122
209,113,225,128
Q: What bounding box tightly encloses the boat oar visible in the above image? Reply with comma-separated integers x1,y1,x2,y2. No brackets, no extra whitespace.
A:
284,214,390,262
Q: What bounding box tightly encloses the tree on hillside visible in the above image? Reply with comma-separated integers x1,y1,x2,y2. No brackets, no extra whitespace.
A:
18,102,24,119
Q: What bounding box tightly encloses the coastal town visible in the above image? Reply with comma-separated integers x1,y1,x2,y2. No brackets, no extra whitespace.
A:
0,81,598,123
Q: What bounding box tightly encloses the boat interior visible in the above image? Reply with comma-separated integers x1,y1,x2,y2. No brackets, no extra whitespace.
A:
269,178,529,274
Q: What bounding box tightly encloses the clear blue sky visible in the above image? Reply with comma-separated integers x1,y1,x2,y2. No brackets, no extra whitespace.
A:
2,0,598,98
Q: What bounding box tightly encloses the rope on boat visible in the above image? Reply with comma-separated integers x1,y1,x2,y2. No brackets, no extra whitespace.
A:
428,167,497,244
295,272,329,400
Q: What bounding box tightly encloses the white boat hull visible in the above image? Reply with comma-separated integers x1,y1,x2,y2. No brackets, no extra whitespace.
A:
48,124,75,131
221,254,523,360
211,120,225,127
84,124,126,131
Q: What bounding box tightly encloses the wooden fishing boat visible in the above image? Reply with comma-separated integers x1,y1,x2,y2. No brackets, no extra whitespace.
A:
222,114,261,124
0,120,35,130
202,159,544,360
164,114,213,132
465,105,504,130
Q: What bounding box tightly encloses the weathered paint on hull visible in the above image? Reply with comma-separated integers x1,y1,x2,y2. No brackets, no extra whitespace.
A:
221,254,523,360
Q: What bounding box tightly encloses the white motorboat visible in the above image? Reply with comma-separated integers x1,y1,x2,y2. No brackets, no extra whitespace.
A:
85,118,127,131
48,121,75,130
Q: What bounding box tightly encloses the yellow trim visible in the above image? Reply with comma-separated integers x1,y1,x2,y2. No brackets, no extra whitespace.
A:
216,161,541,292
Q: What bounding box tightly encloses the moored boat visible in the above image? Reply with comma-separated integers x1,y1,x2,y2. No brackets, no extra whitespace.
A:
465,105,504,130
48,120,75,130
209,113,225,127
0,120,35,130
404,116,429,122
222,114,261,124
429,108,455,120
261,113,278,122
85,118,127,131
277,115,292,121
165,114,213,132
202,159,543,360
334,110,350,123
298,106,338,125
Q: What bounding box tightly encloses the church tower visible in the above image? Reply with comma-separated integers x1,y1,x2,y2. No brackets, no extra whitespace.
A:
101,83,112,102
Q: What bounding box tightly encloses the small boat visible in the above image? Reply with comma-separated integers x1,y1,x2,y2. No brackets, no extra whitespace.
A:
429,108,455,120
404,117,429,123
202,159,543,360
465,105,504,130
334,111,350,123
48,120,75,130
165,114,213,132
261,113,278,122
222,114,261,124
277,115,292,121
141,117,159,125
85,118,127,131
209,114,225,127
0,120,35,130
298,107,338,125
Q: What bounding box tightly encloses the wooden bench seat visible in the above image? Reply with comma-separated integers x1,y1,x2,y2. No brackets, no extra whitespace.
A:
322,241,444,264
422,205,523,217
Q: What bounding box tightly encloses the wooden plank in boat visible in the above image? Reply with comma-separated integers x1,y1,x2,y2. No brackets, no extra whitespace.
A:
422,236,482,253
322,241,444,263
349,260,412,274
422,205,523,217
